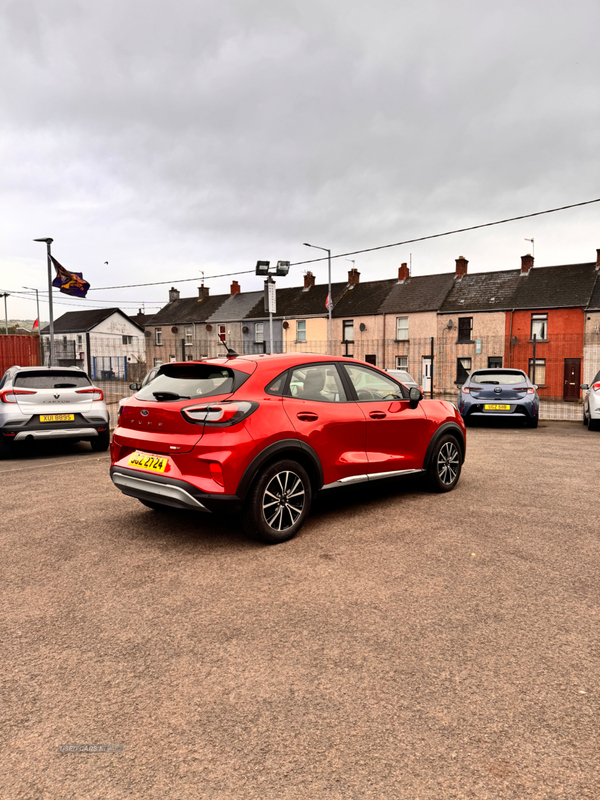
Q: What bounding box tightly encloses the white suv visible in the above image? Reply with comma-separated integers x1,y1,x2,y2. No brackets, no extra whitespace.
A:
581,370,600,431
0,366,110,457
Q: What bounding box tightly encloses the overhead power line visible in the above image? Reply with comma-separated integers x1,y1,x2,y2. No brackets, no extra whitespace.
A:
81,196,600,291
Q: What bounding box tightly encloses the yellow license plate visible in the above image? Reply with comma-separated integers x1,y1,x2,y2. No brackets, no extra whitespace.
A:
127,452,168,473
484,404,510,411
40,414,75,422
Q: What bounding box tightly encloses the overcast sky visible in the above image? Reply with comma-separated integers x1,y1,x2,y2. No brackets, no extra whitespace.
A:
2,0,600,321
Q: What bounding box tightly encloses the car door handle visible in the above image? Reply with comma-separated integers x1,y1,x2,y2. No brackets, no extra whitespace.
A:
296,412,318,422
369,411,386,419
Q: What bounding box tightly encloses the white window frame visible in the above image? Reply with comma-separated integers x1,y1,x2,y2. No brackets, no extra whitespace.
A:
396,316,409,340
297,320,306,342
531,313,548,341
153,358,163,367
155,328,162,346
185,326,193,345
343,320,354,342
529,358,546,385
396,355,408,369
255,322,264,343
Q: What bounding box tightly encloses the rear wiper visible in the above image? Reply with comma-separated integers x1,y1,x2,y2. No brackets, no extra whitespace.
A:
54,383,77,388
152,391,190,400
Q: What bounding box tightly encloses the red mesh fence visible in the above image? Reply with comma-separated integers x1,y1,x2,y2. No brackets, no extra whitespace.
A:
0,335,41,376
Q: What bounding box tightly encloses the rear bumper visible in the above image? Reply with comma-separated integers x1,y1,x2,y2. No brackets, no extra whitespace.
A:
9,427,101,441
461,402,537,419
109,466,243,513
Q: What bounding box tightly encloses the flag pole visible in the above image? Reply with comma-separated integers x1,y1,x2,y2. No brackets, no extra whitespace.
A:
34,238,54,365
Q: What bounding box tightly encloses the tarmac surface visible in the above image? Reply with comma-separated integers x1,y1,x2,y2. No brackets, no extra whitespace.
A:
1,419,599,799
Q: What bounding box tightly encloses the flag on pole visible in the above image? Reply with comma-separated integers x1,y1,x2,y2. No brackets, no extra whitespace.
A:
32,318,39,330
51,256,90,298
325,293,333,311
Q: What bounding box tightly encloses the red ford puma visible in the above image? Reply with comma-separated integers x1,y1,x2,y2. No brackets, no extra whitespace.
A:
110,353,466,544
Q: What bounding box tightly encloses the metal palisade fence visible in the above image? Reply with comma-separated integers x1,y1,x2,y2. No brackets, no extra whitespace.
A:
41,332,597,427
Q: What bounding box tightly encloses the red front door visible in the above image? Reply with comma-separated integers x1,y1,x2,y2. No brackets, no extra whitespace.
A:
341,363,430,473
563,358,581,401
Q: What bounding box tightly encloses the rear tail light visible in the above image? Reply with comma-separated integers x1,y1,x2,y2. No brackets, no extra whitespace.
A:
0,389,37,403
182,401,258,426
592,382,600,392
516,387,535,394
462,387,482,394
76,387,104,401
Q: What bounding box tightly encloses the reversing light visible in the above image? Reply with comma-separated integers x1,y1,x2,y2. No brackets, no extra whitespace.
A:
76,387,104,401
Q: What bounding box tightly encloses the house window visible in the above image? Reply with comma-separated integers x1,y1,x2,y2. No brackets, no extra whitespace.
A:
297,320,306,342
457,317,473,343
186,354,194,361
456,357,472,385
155,328,162,346
153,358,163,367
185,326,193,345
218,325,226,342
365,354,377,365
396,317,408,340
122,335,133,345
488,356,502,368
255,323,264,343
77,335,83,348
529,358,546,385
343,320,354,342
396,355,408,369
531,313,548,340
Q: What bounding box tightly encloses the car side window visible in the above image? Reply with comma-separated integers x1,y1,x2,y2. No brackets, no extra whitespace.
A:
343,364,407,401
286,365,347,402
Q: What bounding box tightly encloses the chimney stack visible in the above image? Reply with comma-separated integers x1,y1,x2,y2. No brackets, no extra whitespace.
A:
168,286,180,302
198,284,210,301
348,268,360,286
230,280,240,295
455,256,468,279
596,248,600,269
303,271,315,289
398,262,409,282
521,254,534,274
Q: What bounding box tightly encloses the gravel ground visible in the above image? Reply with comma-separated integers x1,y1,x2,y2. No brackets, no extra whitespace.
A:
1,420,599,799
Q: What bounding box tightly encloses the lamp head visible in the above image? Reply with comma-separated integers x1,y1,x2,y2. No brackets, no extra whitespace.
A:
33,238,53,244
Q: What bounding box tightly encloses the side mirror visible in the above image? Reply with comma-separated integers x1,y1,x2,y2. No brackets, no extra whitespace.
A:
129,382,141,391
533,385,538,390
580,384,589,390
409,386,423,409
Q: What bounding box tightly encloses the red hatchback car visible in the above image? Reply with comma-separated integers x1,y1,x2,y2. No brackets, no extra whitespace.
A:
110,354,466,543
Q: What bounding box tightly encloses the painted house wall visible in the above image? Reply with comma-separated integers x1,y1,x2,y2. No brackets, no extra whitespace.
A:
436,311,507,393
505,308,585,401
381,311,437,376
283,317,328,354
583,311,600,385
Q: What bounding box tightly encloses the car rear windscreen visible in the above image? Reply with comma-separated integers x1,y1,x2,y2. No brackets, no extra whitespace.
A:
135,364,242,401
470,371,528,385
14,371,91,389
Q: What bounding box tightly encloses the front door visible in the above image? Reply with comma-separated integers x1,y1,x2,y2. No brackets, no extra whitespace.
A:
422,358,432,393
563,358,581,401
341,363,430,474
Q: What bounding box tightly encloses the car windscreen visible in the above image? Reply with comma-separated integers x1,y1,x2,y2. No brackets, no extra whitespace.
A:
469,371,528,385
135,364,240,401
14,371,91,389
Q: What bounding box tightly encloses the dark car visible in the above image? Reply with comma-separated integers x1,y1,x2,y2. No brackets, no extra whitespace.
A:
110,354,467,543
458,368,540,427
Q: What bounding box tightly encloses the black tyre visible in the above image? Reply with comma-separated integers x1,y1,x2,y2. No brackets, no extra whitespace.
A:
90,430,110,452
139,499,175,511
426,435,462,493
0,436,13,460
243,459,312,544
526,416,539,428
588,415,599,432
583,408,588,425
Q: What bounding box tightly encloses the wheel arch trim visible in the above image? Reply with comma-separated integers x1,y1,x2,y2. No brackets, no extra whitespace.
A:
422,422,466,469
236,439,324,500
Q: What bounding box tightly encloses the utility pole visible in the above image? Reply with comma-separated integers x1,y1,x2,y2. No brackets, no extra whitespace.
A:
0,293,8,334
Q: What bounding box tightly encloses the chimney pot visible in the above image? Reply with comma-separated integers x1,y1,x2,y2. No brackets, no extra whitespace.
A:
348,268,360,286
398,262,410,282
198,284,210,301
596,248,600,268
303,271,315,289
455,256,468,279
168,287,180,302
230,280,241,295
521,254,534,274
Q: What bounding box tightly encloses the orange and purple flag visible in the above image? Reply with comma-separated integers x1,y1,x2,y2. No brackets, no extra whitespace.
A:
51,257,90,298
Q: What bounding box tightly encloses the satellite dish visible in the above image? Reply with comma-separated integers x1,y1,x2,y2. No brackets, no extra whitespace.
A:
171,326,178,333
242,326,249,334
144,330,151,338
282,321,289,329
446,319,454,329
205,324,212,331
359,323,366,332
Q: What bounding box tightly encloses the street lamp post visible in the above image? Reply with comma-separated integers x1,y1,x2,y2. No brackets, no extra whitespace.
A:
33,238,54,365
22,286,41,336
303,243,332,353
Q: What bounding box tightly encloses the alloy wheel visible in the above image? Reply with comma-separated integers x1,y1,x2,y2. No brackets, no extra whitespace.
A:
437,441,460,486
262,470,306,532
